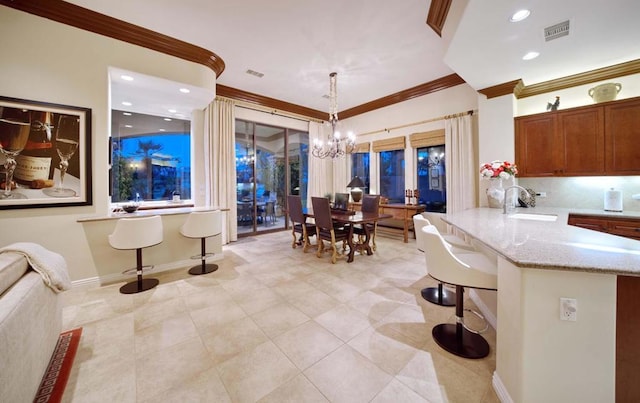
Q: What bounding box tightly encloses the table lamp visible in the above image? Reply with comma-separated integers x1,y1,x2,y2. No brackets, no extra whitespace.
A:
347,176,366,202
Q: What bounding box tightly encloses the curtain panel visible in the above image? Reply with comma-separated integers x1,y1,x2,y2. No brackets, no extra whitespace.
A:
444,113,476,215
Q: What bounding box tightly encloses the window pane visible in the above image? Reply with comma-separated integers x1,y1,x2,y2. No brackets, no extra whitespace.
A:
111,110,191,202
417,145,446,212
289,130,309,208
379,149,405,203
351,153,370,195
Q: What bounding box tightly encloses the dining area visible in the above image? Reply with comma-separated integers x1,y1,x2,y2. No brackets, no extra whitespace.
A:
287,194,393,264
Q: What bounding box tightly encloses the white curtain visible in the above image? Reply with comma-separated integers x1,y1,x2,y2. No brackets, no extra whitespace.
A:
333,156,348,197
445,114,475,213
307,121,333,206
205,97,237,243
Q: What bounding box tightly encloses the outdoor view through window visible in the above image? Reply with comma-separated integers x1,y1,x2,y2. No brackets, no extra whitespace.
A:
110,110,191,203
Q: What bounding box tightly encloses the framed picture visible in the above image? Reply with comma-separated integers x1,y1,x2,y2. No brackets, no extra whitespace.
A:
0,96,92,209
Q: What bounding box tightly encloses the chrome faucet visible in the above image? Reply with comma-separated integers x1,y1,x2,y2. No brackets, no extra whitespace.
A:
503,185,531,214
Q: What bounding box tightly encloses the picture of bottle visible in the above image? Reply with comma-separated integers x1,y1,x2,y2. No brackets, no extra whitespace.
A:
15,111,53,186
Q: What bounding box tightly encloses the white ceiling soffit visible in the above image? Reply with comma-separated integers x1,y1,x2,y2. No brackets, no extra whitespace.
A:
444,0,640,90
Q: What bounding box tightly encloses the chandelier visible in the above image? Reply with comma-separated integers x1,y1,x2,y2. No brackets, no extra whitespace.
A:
312,72,356,159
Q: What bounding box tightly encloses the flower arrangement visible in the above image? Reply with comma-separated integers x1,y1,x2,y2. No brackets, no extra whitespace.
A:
480,160,518,179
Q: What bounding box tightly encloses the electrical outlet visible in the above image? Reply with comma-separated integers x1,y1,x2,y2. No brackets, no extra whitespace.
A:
560,297,577,321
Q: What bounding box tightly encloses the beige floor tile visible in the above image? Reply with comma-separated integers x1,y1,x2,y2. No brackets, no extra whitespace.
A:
134,312,198,357
217,340,299,403
133,295,189,331
174,273,220,295
287,288,341,318
273,320,343,370
270,278,319,300
136,336,214,400
232,286,285,315
183,284,233,311
395,350,451,403
200,316,268,365
371,378,429,403
304,344,393,403
375,303,436,345
258,373,329,403
189,295,247,330
314,303,371,342
348,326,423,375
251,302,310,338
141,366,231,403
348,290,406,322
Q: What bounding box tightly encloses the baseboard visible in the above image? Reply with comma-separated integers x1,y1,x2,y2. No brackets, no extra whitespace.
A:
469,289,497,330
71,254,224,290
492,371,514,403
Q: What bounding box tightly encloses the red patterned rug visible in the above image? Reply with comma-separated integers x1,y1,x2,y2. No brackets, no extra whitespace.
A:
33,328,83,403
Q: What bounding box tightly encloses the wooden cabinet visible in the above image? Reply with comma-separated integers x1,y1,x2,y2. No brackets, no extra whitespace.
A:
568,214,640,240
515,96,640,177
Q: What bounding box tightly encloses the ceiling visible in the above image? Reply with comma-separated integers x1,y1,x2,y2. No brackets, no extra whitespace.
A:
70,0,640,118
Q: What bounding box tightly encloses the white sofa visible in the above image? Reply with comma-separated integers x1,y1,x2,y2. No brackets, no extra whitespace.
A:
0,251,64,402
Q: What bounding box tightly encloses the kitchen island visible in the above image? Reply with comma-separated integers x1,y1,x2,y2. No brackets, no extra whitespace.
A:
443,207,640,403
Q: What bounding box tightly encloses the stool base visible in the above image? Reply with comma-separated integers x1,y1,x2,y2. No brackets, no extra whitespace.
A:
188,263,218,276
120,278,159,294
421,284,456,306
432,323,490,359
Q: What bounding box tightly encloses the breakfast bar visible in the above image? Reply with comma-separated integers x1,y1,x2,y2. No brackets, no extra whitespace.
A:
442,207,640,403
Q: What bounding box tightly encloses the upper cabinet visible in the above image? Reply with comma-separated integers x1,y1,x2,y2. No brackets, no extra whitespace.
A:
515,96,640,177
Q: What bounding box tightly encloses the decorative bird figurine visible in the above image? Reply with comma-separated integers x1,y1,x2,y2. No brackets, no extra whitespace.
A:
547,96,560,111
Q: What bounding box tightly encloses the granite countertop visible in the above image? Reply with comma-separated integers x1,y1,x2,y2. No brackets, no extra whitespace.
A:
77,205,225,222
443,207,640,276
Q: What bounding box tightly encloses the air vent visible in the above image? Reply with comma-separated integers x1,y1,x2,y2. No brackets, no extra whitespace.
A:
544,20,570,42
322,94,330,99
246,69,264,78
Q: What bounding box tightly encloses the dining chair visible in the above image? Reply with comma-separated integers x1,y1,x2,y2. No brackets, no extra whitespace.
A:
420,224,497,359
287,195,315,252
353,194,380,251
311,196,351,264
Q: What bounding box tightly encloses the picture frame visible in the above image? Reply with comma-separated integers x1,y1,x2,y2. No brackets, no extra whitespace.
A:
0,96,92,210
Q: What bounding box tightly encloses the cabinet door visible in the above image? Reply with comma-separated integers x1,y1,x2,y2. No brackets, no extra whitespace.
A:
557,107,605,175
607,218,640,240
605,98,640,175
515,114,559,177
567,214,609,233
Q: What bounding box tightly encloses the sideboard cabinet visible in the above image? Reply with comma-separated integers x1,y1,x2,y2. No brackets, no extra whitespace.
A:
515,96,640,177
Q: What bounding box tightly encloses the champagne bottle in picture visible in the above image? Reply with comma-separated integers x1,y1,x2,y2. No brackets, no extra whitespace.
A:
15,111,53,186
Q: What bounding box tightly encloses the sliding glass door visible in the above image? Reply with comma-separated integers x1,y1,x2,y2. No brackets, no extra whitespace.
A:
235,120,309,236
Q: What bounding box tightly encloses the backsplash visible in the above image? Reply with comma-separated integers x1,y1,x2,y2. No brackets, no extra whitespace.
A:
518,176,640,212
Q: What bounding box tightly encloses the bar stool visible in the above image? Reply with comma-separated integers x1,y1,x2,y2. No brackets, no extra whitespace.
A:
421,224,497,359
180,210,222,275
413,214,475,306
108,215,163,294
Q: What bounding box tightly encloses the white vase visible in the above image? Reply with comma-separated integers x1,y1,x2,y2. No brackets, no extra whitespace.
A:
486,178,505,208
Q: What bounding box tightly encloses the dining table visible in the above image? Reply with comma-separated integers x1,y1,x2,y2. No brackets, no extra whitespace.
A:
304,208,393,263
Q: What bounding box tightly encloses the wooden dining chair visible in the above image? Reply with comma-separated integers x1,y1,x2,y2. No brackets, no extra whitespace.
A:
311,196,351,263
353,194,380,251
287,195,315,252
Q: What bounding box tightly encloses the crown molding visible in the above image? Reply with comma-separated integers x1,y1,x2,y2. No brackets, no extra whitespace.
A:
216,85,327,121
339,74,466,119
479,59,640,99
426,0,452,37
0,0,225,77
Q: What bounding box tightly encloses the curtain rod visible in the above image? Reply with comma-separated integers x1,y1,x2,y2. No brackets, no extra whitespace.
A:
357,109,475,137
217,96,323,124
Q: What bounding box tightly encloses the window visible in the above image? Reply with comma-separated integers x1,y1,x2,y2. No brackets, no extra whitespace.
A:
110,110,191,203
351,152,370,195
379,149,405,203
417,145,446,212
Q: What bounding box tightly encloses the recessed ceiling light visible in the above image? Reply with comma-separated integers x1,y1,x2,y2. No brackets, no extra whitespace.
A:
123,112,132,116
122,101,132,106
522,51,540,60
159,128,166,132
164,118,172,121
168,109,177,113
510,9,530,22
179,88,190,94
121,75,134,81
124,124,132,128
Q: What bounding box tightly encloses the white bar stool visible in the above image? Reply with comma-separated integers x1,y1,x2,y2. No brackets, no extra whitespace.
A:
180,210,222,275
108,215,163,294
413,213,475,306
421,224,497,359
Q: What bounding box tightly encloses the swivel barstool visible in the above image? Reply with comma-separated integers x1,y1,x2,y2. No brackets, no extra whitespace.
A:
180,210,222,275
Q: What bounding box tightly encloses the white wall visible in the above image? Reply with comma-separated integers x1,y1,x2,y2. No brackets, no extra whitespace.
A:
0,9,217,283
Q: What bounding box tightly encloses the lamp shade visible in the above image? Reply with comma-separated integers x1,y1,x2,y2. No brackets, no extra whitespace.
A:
347,176,365,188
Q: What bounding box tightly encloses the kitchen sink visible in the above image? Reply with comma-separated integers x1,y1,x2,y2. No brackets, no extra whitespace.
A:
508,213,558,222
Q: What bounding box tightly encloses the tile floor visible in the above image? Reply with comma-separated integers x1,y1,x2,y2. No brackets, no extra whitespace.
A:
60,230,500,403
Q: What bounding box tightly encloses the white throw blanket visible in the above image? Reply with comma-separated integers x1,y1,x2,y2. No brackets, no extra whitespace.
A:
0,242,71,293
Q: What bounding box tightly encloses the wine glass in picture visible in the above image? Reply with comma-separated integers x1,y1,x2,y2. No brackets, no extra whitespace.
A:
0,107,31,199
43,114,79,197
